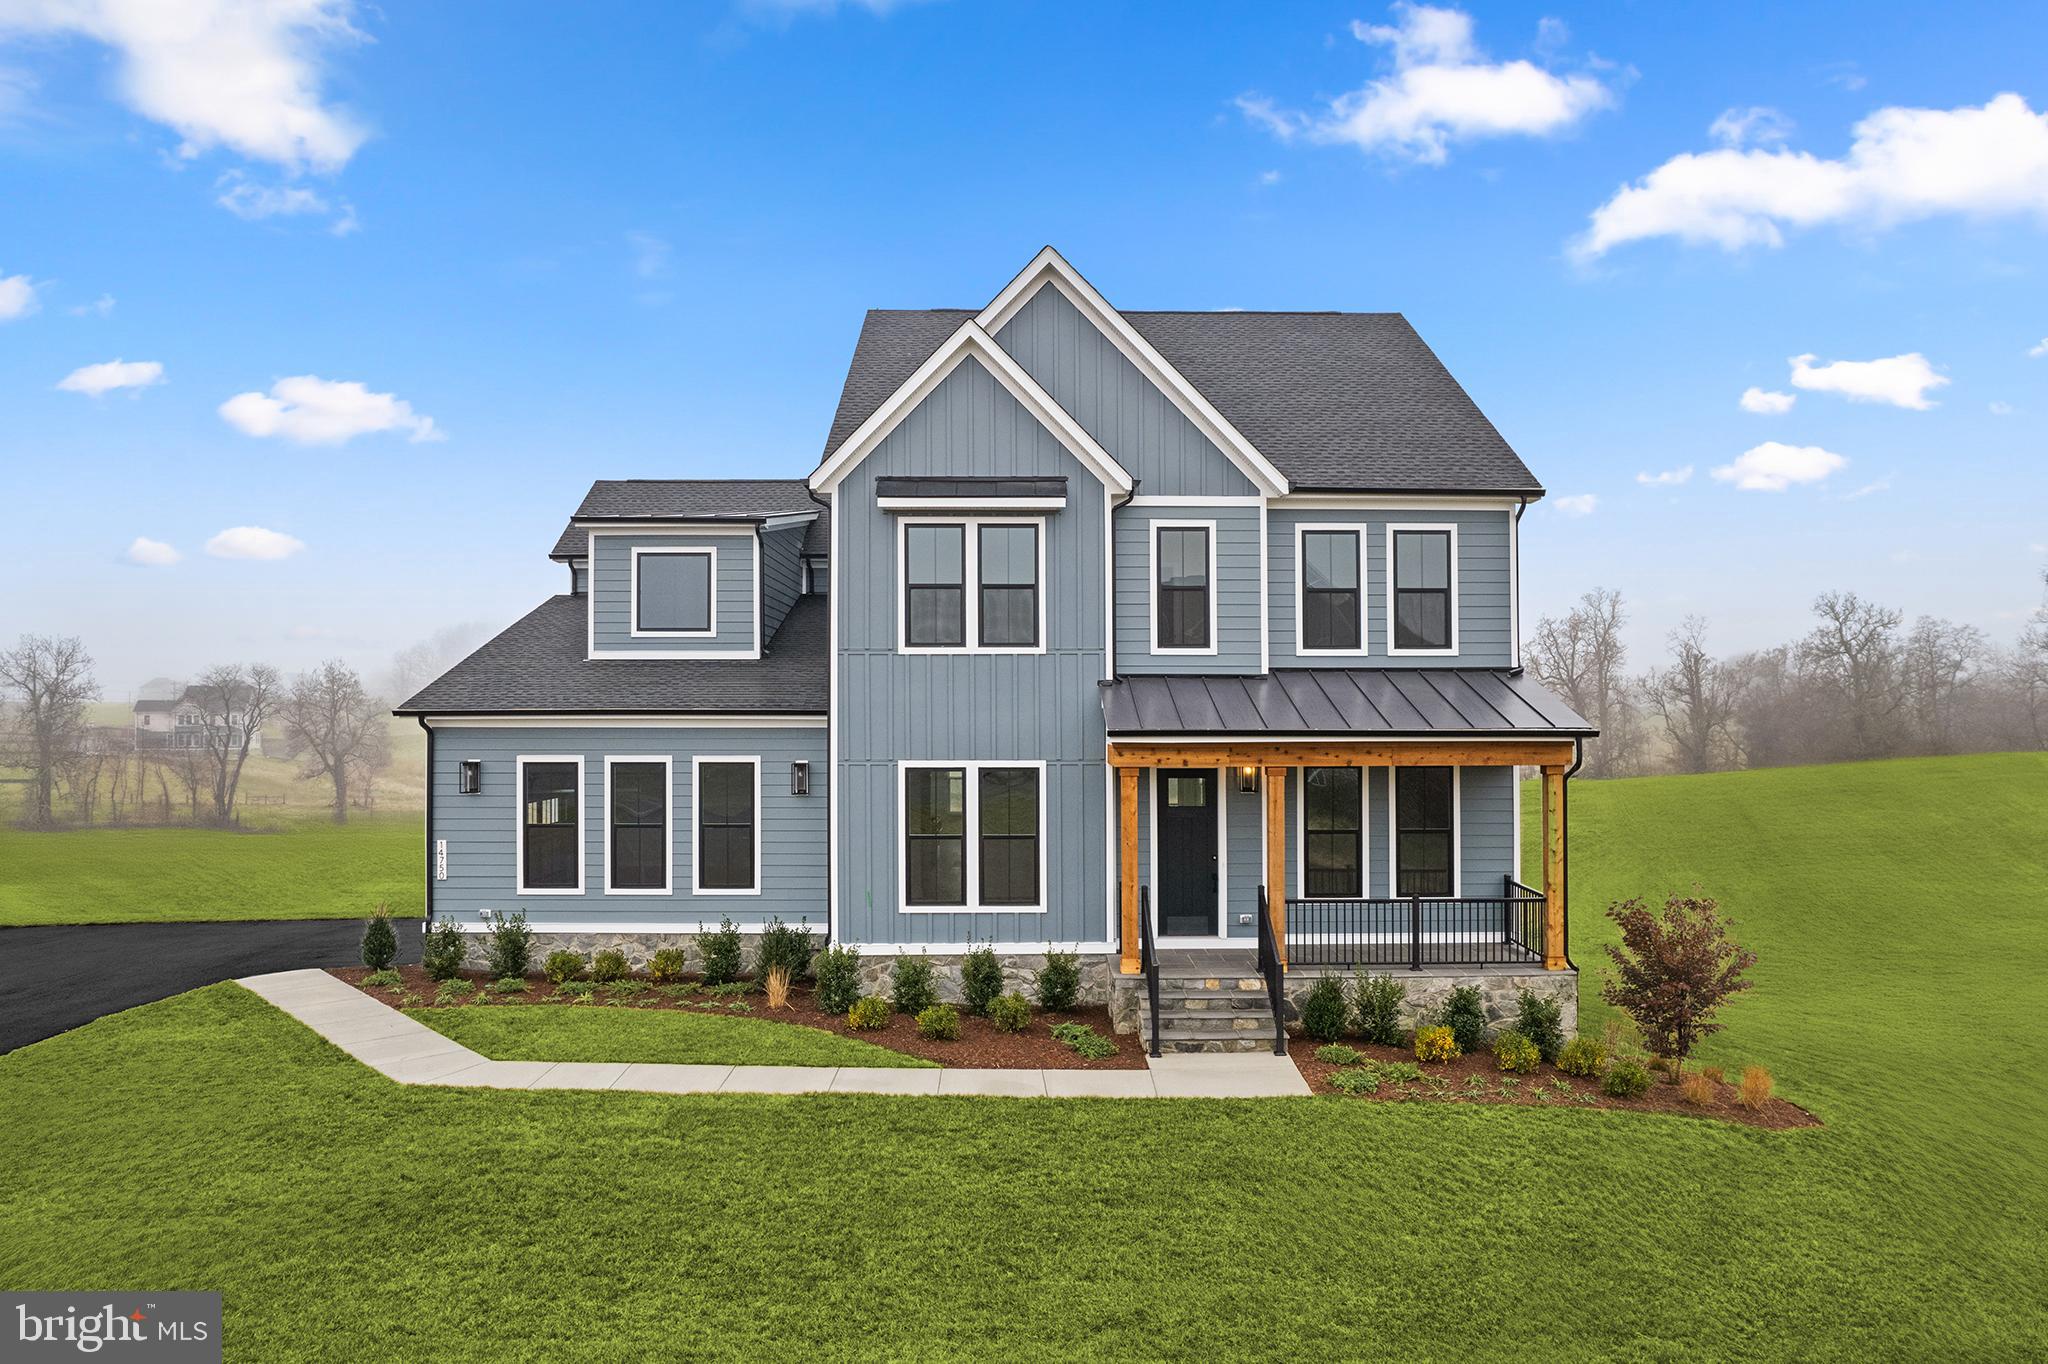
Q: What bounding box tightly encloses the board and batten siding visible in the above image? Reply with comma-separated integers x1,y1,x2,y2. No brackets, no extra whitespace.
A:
1266,507,1513,668
428,724,826,931
1113,503,1262,673
760,522,808,636
835,354,1109,947
993,283,1255,498
589,531,758,655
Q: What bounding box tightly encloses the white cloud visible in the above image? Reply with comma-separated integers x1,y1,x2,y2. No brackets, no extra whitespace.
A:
1739,386,1796,414
2029,337,2048,358
1710,106,1793,148
215,169,355,233
126,536,180,566
69,293,115,317
1635,465,1693,486
0,0,368,173
57,358,164,395
1257,168,1283,186
1712,441,1848,492
626,230,671,280
219,375,442,445
1841,476,1892,500
1237,3,1612,166
1789,351,1947,409
205,526,304,560
1990,400,2014,415
1576,93,2048,258
0,271,38,319
1552,493,1598,516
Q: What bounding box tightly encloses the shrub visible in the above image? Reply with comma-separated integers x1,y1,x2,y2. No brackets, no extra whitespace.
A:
960,943,1005,1016
485,976,528,995
915,1003,962,1041
1601,891,1757,1070
604,980,649,998
988,992,1032,1034
1381,1061,1423,1083
360,909,397,971
420,920,466,981
763,965,792,1011
1050,1020,1115,1060
1330,1068,1382,1095
813,944,862,1015
648,947,690,985
890,955,937,1014
1438,986,1488,1054
754,917,815,983
1352,973,1406,1047
847,995,891,1031
362,968,401,989
1680,1071,1717,1106
1493,1029,1541,1074
1557,1036,1607,1077
1299,976,1349,1042
543,949,586,986
481,909,531,980
1314,1044,1360,1066
589,949,629,984
1700,1064,1726,1084
555,980,596,999
1034,950,1082,1012
699,918,744,986
1739,1065,1774,1111
1514,990,1566,1064
1602,1057,1653,1099
1413,1025,1460,1063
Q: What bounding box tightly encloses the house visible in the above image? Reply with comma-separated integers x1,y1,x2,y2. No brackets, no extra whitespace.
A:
397,248,1596,1048
133,685,264,754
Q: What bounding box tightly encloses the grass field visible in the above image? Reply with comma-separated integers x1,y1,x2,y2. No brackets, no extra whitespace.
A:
1,753,2042,1360
410,1005,935,1068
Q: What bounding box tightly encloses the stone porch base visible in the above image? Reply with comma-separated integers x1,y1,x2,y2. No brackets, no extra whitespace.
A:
1108,958,1577,1038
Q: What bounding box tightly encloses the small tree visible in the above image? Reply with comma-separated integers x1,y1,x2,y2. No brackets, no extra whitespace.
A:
361,908,398,970
190,663,280,825
280,661,391,824
1600,892,1756,1076
0,634,98,829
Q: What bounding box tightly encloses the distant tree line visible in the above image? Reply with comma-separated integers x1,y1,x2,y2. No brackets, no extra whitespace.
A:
1527,571,2048,778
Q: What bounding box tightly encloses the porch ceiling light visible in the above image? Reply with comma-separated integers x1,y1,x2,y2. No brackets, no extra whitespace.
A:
1237,764,1259,794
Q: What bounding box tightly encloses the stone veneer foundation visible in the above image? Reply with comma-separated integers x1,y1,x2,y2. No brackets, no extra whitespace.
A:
1106,962,1577,1037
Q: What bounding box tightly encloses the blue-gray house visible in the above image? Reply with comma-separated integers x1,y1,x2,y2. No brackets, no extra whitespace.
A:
398,248,1596,1047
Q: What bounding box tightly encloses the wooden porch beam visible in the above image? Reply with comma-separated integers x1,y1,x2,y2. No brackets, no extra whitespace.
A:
1541,764,1567,971
1264,765,1287,970
1118,766,1141,976
1107,740,1576,770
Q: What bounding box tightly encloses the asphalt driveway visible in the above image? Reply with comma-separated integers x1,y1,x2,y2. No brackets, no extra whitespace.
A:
0,918,422,1054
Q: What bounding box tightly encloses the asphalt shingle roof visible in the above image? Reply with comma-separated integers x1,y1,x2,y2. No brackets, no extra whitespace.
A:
820,309,1541,496
1100,668,1594,738
550,479,822,559
396,594,828,716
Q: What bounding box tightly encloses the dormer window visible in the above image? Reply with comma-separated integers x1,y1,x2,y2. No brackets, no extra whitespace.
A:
632,548,714,636
1388,526,1457,654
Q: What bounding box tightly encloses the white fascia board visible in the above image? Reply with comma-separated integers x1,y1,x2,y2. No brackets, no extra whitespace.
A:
427,714,825,729
808,320,1133,497
975,247,1289,498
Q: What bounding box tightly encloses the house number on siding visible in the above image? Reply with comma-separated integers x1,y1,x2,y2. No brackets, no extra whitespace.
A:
435,839,448,881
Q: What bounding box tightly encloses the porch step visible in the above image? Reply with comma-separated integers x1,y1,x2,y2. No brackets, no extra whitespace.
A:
1138,1014,1281,1054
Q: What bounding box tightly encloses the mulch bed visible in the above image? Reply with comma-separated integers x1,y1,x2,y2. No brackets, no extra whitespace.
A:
329,965,1144,1070
1288,1038,1819,1129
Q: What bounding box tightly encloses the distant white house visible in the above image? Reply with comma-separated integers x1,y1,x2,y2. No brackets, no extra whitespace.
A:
132,685,264,754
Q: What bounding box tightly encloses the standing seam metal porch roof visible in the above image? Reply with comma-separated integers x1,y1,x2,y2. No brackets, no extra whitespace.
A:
1100,669,1595,738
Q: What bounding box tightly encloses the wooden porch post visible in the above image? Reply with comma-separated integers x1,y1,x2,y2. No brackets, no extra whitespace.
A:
1264,765,1288,970
1541,764,1567,970
1119,766,1141,975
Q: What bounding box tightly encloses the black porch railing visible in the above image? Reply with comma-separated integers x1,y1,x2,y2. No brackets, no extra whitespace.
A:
1285,874,1547,970
1138,886,1162,1058
1253,888,1288,1055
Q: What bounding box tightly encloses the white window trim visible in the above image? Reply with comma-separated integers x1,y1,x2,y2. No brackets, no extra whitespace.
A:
1293,522,1370,658
1385,522,1461,657
896,516,1048,656
1388,765,1461,901
691,755,762,897
898,759,1048,914
1146,767,1231,945
1295,763,1369,901
515,754,586,896
601,755,673,896
1148,518,1220,656
630,546,717,639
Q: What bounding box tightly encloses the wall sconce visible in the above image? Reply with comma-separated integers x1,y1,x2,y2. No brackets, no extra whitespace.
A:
458,759,481,795
1236,764,1259,794
790,760,811,796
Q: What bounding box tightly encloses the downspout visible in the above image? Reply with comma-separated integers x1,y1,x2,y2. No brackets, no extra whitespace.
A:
416,716,434,932
1561,734,1583,970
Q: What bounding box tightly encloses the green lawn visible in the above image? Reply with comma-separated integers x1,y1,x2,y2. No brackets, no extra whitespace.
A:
1,753,2043,1359
0,807,422,924
409,1004,935,1068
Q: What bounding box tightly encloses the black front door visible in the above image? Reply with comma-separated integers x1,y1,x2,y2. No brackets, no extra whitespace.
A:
1157,769,1219,937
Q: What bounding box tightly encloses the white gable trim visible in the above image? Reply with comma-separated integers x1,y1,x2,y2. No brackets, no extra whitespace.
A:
977,247,1290,498
808,320,1133,496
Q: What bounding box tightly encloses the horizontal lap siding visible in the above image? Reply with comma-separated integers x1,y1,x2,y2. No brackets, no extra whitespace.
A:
838,355,1109,947
761,523,806,636
590,532,757,654
1113,504,1262,673
429,725,826,932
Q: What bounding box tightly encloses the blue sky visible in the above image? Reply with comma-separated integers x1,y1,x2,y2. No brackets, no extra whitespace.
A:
3,0,2044,695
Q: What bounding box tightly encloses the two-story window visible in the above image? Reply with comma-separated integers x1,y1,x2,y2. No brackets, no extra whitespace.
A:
1388,525,1457,654
1296,525,1364,653
632,547,715,636
1152,521,1216,652
517,755,584,893
902,760,1045,910
1392,766,1457,897
900,520,1044,652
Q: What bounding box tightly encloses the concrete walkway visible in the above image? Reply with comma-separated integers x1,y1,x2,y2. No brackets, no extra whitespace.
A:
236,969,1310,1099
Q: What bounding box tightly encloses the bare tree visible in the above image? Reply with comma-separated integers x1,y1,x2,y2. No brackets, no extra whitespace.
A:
1648,617,1743,773
2005,572,2048,750
1899,617,1988,754
1528,587,1637,776
386,623,493,700
0,635,98,829
281,661,392,823
190,664,281,825
1796,592,1904,760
